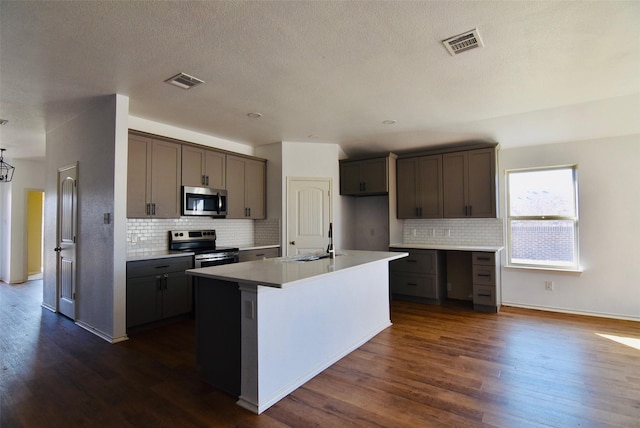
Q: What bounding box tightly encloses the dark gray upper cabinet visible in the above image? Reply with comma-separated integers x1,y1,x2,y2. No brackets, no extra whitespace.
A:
340,157,389,196
442,148,496,218
397,154,443,219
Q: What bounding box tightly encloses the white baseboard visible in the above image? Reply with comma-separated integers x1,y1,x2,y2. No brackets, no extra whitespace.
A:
502,302,639,322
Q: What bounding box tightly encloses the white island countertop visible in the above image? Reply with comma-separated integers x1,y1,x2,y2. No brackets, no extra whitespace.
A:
389,243,504,252
186,250,408,288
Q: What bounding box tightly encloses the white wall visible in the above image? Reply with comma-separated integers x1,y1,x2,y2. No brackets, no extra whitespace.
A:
128,116,254,156
280,142,353,254
44,94,129,341
0,159,46,283
499,135,640,320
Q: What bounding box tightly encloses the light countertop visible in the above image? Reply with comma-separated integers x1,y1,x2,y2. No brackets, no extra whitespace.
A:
186,249,408,288
389,243,504,252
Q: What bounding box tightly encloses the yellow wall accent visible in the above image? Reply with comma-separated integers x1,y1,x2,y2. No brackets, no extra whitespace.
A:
27,191,44,275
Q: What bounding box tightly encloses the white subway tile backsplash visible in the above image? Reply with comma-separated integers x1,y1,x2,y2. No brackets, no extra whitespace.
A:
402,218,504,247
127,217,281,256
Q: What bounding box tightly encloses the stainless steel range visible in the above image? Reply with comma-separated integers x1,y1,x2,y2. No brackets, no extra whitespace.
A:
169,230,239,268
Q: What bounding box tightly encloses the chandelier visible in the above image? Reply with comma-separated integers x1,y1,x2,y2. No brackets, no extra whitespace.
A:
0,149,15,183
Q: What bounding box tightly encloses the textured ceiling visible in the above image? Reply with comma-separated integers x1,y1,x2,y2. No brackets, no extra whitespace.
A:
1,1,639,159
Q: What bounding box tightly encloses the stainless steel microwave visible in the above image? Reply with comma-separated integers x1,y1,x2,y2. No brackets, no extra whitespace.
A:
182,186,228,217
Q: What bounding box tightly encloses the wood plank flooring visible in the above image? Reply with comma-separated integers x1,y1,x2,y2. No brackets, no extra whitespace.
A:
1,279,639,427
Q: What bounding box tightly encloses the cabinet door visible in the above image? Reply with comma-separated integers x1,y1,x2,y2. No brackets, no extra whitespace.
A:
244,159,265,219
162,271,192,319
151,140,182,218
127,135,152,218
417,155,443,218
467,148,496,218
362,158,388,194
182,146,206,187
126,275,162,328
226,155,246,218
340,161,363,195
396,158,418,218
442,151,468,218
204,150,226,189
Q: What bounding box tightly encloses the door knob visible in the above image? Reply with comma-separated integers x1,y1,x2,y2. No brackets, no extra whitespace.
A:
289,241,295,245
54,247,62,252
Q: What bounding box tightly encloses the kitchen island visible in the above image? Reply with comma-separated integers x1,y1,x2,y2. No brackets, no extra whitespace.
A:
186,250,408,414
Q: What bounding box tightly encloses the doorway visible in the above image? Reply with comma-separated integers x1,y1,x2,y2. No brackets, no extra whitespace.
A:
27,190,44,280
286,177,332,256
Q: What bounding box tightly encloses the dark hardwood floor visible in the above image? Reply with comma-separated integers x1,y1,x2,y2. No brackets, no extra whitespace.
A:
1,279,639,427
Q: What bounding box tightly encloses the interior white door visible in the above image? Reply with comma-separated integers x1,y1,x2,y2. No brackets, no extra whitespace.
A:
286,178,332,256
56,163,78,320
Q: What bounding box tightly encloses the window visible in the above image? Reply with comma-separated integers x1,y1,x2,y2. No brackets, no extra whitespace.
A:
506,165,579,270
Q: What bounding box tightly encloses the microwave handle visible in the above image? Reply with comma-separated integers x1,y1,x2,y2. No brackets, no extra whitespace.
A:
218,192,223,213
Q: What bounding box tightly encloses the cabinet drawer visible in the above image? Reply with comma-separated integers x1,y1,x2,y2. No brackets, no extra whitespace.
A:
390,250,436,274
127,257,193,278
472,252,495,266
473,285,496,306
238,248,279,262
390,273,437,299
472,265,495,285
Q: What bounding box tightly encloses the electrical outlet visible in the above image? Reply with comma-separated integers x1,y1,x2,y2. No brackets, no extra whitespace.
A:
545,281,554,291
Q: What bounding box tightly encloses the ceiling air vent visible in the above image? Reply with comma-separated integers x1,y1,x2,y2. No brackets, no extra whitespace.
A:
442,29,483,56
165,72,205,89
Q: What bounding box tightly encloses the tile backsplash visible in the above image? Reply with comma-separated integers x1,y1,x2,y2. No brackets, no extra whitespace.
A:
402,218,504,247
127,217,280,255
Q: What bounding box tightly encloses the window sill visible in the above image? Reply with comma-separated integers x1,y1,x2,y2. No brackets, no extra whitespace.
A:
505,265,583,275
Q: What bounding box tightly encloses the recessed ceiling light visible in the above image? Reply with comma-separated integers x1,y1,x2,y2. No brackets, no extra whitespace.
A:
308,134,319,139
382,119,397,125
164,72,204,89
0,119,8,125
247,112,262,119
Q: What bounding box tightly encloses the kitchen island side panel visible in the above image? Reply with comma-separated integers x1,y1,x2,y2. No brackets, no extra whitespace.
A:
237,260,392,414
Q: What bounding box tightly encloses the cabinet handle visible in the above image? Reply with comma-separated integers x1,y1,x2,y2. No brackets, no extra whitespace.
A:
478,274,491,277
469,206,472,216
478,293,491,297
156,275,162,291
406,259,417,263
477,257,491,261
146,203,150,215
406,283,418,286
151,203,156,215
163,274,169,290
205,175,210,186
202,175,206,185
248,207,251,217
256,253,265,257
289,241,296,245
154,265,170,269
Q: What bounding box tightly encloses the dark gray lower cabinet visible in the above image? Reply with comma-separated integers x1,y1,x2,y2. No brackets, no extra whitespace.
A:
126,256,193,329
389,248,446,304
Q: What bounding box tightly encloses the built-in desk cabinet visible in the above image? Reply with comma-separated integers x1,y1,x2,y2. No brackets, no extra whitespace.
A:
238,247,280,262
226,155,266,219
340,156,390,196
127,134,182,218
126,256,193,329
182,145,226,189
389,248,446,303
472,252,501,312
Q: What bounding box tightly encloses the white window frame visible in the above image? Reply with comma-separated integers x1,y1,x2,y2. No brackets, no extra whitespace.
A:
506,165,580,271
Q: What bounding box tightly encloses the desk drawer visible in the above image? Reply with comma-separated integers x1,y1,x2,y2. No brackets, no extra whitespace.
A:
390,250,436,274
472,265,496,286
390,273,437,299
473,285,496,306
472,252,495,266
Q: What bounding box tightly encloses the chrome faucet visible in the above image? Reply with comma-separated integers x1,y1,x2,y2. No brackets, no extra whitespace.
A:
326,222,335,259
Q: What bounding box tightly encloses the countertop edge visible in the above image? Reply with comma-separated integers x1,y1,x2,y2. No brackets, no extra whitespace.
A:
238,244,280,251
389,243,504,252
187,250,408,288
